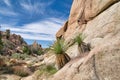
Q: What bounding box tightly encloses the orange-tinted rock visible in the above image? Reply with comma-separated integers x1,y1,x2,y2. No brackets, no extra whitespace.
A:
56,21,68,39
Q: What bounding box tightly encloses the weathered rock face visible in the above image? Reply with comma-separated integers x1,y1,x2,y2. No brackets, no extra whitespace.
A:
60,0,119,41
53,0,120,80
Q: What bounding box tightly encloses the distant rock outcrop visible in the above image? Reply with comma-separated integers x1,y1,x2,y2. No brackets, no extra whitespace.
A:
0,30,27,55
32,40,42,50
29,40,43,55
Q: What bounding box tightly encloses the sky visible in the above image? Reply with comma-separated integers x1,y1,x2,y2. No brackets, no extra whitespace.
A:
0,0,73,48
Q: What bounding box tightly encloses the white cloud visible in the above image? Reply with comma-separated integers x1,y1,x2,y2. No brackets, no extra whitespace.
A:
20,1,53,15
0,8,18,16
1,18,64,41
0,0,18,16
12,32,54,41
20,2,33,12
3,0,11,6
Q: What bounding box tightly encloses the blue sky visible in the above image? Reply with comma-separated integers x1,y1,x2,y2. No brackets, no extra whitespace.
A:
0,0,73,48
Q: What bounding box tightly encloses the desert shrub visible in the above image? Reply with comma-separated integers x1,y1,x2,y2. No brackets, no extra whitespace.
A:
37,49,43,55
11,53,29,60
20,54,29,60
11,53,21,59
12,66,31,77
22,46,30,55
38,64,57,76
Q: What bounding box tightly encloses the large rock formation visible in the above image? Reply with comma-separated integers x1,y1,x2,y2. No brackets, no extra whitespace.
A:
0,30,27,55
51,0,120,80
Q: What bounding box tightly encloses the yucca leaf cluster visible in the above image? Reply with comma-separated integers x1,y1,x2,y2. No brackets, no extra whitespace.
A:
74,34,84,46
51,39,66,54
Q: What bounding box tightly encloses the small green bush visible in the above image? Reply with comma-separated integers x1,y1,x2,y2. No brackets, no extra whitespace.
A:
74,34,84,46
38,64,57,76
20,54,29,60
11,53,29,60
22,46,30,55
11,53,21,59
37,49,43,55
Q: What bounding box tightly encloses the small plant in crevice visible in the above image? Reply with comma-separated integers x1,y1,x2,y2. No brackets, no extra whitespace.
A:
51,39,70,70
74,34,91,54
74,34,84,46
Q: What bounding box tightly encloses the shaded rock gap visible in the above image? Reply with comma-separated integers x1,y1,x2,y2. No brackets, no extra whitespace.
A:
92,55,100,80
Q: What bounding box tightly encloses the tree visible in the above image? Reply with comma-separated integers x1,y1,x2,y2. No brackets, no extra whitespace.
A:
51,39,70,70
0,27,3,54
6,29,10,39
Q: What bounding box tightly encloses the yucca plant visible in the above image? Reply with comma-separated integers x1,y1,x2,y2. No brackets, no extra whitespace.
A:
74,34,90,54
51,39,70,70
74,34,83,46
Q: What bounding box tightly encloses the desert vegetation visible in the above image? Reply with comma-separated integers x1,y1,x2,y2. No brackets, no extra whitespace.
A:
38,64,57,76
74,34,90,54
51,39,70,70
